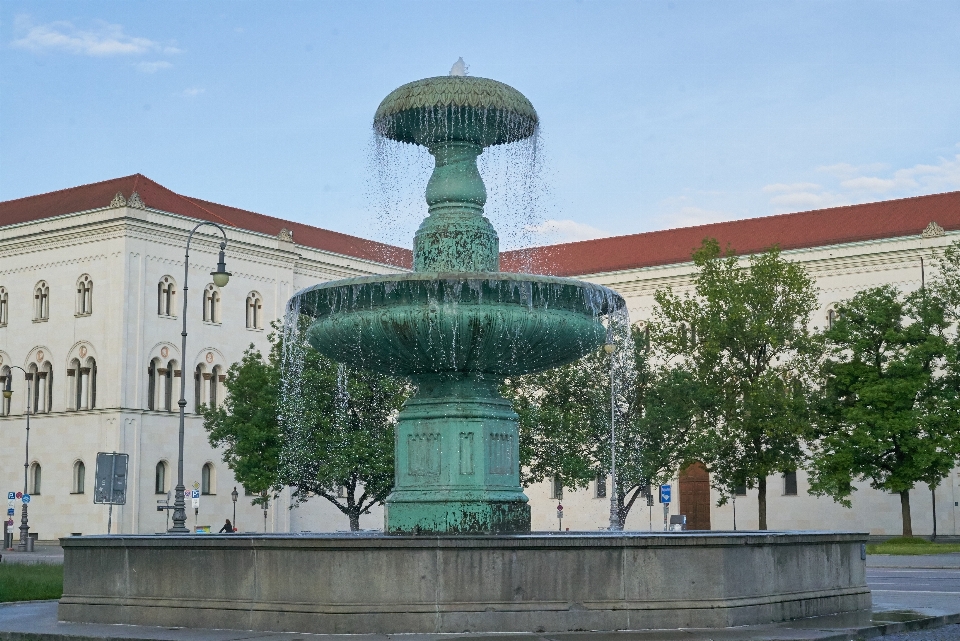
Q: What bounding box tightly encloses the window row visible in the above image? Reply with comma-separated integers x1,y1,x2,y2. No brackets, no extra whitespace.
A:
154,461,217,495
0,277,263,329
146,360,225,411
0,276,94,326
0,359,98,416
158,277,264,329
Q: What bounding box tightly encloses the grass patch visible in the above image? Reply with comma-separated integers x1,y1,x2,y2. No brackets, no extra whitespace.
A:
0,563,63,602
867,537,960,555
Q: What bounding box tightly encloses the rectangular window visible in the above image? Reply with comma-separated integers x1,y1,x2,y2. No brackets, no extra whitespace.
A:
551,477,563,500
595,474,607,498
734,483,747,496
783,470,798,496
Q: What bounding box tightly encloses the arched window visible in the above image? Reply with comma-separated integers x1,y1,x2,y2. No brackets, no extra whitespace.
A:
0,286,8,326
68,358,81,411
827,308,837,329
201,463,214,495
147,358,158,410
76,275,93,315
164,360,179,412
75,357,97,410
203,284,221,323
158,277,176,317
35,361,52,414
0,365,10,416
30,462,41,495
34,281,49,321
209,365,222,409
246,292,263,329
26,364,38,413
155,461,168,494
73,461,86,494
194,364,206,411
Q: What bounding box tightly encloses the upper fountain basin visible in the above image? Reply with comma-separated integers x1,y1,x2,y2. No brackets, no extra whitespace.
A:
295,273,623,377
374,76,538,148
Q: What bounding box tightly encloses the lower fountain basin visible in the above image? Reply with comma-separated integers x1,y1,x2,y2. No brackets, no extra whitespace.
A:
58,531,871,634
295,272,624,377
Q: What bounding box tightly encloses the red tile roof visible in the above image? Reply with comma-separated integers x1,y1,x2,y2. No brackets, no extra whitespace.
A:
0,174,412,268
3,175,958,277
500,191,960,276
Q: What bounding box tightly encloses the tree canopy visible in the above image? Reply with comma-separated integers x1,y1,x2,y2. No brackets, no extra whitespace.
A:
807,284,960,535
202,325,410,530
652,238,820,529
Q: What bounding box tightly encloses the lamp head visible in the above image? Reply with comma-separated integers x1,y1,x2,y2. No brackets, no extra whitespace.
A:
603,343,615,355
231,486,238,502
211,242,231,287
2,389,11,400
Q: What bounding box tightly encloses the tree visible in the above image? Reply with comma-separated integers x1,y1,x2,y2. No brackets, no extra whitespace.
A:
202,326,410,530
653,239,820,530
505,325,706,528
807,285,960,536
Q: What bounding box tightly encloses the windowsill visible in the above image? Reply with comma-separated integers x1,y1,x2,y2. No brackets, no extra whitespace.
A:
74,312,92,318
203,321,222,326
158,314,178,320
246,326,264,332
0,323,7,328
70,492,84,495
32,318,48,323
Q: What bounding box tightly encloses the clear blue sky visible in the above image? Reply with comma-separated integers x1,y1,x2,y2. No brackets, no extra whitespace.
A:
2,1,959,248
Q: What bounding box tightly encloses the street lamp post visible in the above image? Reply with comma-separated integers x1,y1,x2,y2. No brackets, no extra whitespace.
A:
231,486,238,532
170,223,231,534
3,365,33,551
262,492,269,533
603,342,621,531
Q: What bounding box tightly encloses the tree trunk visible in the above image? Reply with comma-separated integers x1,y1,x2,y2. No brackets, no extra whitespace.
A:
900,490,913,537
348,511,360,532
758,475,767,530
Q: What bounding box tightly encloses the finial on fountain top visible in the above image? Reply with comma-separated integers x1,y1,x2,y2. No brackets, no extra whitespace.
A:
449,57,468,76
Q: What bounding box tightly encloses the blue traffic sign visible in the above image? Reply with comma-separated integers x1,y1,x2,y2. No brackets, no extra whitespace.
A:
191,490,200,499
6,508,13,516
659,484,671,504
7,492,14,500
21,494,30,504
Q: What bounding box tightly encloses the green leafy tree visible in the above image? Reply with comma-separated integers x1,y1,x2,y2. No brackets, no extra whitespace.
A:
505,326,706,528
807,285,960,536
653,239,821,530
203,326,410,531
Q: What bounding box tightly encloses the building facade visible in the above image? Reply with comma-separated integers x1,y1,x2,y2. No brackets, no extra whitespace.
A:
2,175,959,539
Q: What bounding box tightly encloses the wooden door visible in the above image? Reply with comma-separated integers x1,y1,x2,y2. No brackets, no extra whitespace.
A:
678,461,711,530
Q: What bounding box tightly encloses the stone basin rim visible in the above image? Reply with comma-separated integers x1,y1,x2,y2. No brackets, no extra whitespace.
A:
292,271,627,314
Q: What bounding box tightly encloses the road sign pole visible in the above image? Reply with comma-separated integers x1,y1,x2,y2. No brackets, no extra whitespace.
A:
108,503,113,535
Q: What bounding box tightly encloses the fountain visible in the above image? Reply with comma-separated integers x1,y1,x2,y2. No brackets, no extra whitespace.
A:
57,69,871,636
289,72,621,535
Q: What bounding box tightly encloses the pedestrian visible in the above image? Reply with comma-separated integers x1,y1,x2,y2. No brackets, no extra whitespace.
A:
219,518,233,533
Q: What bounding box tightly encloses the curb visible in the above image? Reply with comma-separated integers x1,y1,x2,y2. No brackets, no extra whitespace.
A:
1,612,958,641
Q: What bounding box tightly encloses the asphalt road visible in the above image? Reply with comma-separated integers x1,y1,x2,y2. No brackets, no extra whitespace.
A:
869,566,960,616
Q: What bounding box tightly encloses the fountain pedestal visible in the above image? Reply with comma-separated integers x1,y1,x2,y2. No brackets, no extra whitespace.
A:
386,375,530,534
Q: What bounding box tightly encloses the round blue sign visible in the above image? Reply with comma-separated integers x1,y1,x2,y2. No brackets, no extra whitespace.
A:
21,494,30,504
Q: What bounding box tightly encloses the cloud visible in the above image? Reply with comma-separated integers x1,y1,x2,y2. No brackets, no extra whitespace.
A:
524,219,608,244
135,60,172,73
764,151,960,213
179,87,205,97
11,18,179,59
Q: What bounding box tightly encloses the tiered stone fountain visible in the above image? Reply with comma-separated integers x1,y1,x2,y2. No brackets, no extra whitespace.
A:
58,71,871,635
294,73,620,535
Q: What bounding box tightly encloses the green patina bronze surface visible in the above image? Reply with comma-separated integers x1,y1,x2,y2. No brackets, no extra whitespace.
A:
295,74,623,534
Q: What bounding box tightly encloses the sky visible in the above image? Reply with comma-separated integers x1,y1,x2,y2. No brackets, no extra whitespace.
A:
1,1,959,249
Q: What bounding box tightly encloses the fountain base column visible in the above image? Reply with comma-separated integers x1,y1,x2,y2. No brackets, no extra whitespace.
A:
385,374,531,534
